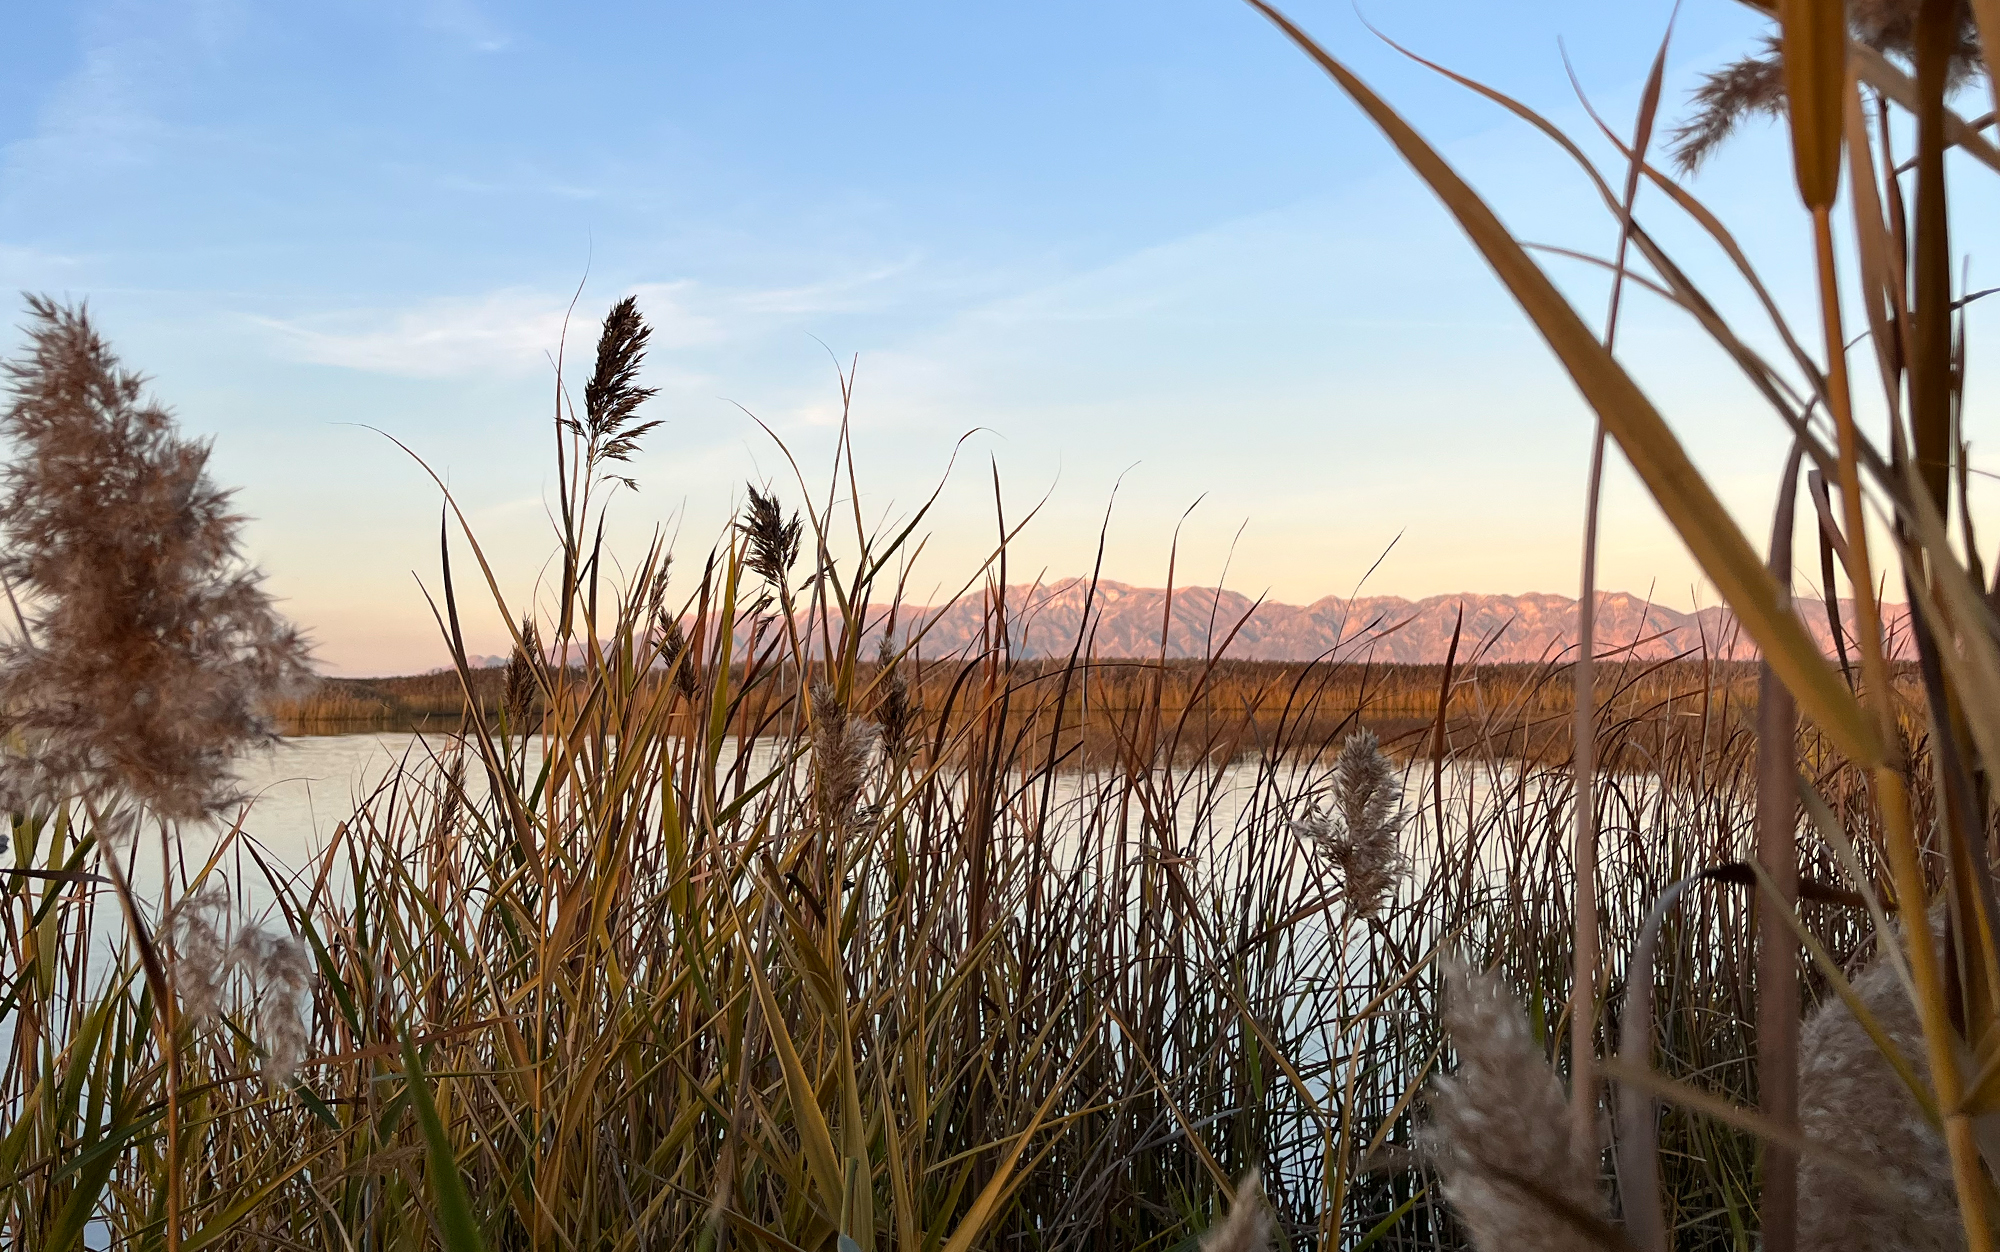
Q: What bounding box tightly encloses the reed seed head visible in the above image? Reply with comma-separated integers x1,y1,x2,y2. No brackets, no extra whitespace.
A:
874,636,915,759
1294,729,1409,917
738,486,801,588
165,885,316,1086
0,296,314,818
578,295,663,485
166,886,234,1022
503,616,540,731
659,615,698,699
810,680,876,827
1424,960,1608,1252
240,926,314,1085
1670,38,1788,173
1198,1169,1273,1252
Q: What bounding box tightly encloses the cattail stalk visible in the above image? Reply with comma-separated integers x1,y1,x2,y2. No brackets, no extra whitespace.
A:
1779,0,1993,1242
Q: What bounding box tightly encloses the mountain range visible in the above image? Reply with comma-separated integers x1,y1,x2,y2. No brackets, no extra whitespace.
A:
458,581,1911,670
878,580,1912,665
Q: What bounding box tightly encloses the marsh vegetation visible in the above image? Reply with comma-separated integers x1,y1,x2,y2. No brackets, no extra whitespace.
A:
8,1,2000,1249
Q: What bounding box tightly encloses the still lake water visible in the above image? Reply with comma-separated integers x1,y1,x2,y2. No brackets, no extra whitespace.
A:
223,732,448,863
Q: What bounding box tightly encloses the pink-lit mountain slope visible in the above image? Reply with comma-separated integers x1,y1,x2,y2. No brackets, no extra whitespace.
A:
884,580,1911,664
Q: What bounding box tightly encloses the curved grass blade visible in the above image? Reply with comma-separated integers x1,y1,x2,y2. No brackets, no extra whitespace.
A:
402,1026,487,1252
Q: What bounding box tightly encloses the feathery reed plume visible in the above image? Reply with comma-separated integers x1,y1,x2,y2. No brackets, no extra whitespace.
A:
1797,929,1958,1252
1425,960,1611,1252
240,927,312,1084
1670,38,1787,173
642,561,699,698
435,750,466,839
1293,729,1409,917
643,557,672,632
874,635,915,759
0,296,314,818
1671,3,1985,171
660,615,698,699
810,680,875,828
1850,0,1984,74
1198,1169,1274,1252
165,887,234,1022
738,485,801,587
503,616,540,731
165,887,316,1085
575,295,662,487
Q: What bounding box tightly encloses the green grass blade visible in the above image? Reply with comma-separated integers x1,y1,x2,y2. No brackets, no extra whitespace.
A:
401,1027,486,1252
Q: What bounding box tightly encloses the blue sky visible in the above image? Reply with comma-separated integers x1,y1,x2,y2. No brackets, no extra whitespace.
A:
3,0,1984,674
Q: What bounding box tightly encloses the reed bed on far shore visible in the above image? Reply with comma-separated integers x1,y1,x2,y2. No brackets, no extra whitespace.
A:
278,654,1921,775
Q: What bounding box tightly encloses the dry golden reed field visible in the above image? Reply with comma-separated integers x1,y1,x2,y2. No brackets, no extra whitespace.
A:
5,1,2000,1249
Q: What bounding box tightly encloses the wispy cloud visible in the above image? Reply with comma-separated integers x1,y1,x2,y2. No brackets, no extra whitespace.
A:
730,260,920,315
423,0,511,53
254,283,722,379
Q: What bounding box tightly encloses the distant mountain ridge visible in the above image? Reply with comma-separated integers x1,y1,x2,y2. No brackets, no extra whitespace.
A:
884,580,1911,665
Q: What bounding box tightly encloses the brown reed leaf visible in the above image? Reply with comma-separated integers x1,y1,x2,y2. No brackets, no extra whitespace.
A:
0,297,314,818
1780,0,1852,209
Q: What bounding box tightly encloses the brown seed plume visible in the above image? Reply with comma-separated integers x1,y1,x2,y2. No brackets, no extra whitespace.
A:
503,616,541,731
874,636,916,759
0,296,314,818
810,680,875,828
738,485,801,587
1670,37,1788,173
1425,960,1610,1252
1293,729,1410,918
165,886,316,1086
576,295,662,488
165,887,234,1022
240,926,313,1085
659,615,698,699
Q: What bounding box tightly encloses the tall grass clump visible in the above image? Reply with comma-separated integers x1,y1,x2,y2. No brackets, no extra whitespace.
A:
1243,0,2000,1246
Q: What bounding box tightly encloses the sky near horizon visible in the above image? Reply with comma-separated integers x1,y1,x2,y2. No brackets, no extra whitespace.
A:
4,0,1996,675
